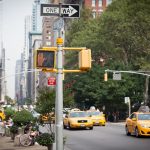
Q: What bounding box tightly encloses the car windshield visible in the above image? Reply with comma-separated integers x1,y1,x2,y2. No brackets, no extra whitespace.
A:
138,114,150,120
70,112,87,117
87,111,103,116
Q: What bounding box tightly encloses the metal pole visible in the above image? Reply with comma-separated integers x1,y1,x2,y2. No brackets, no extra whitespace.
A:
55,2,63,150
128,98,131,116
34,71,37,103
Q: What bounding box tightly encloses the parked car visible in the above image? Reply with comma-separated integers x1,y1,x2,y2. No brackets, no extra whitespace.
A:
63,111,93,130
40,112,55,123
125,111,150,137
87,111,106,126
0,110,5,121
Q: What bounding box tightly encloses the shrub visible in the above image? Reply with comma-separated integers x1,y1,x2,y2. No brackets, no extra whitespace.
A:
13,110,34,126
36,132,55,146
4,107,15,121
10,125,18,134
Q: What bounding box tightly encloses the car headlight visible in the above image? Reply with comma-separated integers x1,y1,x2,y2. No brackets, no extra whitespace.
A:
140,124,150,128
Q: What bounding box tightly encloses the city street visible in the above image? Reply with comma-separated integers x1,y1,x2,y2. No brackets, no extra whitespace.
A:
64,122,150,150
0,0,150,150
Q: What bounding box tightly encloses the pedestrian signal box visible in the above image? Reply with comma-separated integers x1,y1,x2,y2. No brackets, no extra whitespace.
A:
79,49,91,71
35,48,56,69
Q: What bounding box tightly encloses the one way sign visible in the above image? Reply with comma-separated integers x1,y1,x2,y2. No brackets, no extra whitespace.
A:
41,4,80,18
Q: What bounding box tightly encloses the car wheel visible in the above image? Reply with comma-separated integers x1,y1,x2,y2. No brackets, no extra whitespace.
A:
68,123,72,130
125,125,130,136
135,127,140,138
63,123,66,129
89,127,93,130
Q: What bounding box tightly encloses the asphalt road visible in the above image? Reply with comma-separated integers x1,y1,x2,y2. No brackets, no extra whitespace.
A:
64,122,150,150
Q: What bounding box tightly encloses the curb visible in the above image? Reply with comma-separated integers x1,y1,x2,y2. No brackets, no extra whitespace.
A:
107,122,125,126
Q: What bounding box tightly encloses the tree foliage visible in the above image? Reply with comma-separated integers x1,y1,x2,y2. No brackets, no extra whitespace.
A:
13,109,34,126
4,107,15,121
64,0,150,112
5,96,14,105
35,87,55,115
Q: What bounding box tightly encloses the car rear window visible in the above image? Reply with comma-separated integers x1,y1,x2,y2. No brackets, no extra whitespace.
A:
70,112,87,117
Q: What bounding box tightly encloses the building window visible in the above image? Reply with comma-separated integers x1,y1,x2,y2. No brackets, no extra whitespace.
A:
92,0,96,7
106,0,112,6
46,41,51,46
98,0,102,7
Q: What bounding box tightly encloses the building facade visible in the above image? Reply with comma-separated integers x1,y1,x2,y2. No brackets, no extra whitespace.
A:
65,0,112,17
17,0,47,102
15,59,22,104
0,0,4,103
84,0,112,17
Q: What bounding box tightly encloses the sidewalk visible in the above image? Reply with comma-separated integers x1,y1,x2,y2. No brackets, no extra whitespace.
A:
0,136,70,150
107,121,125,126
0,136,47,150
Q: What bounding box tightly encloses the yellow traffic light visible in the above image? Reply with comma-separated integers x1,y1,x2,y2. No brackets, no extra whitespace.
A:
35,48,56,69
79,49,91,71
104,73,108,81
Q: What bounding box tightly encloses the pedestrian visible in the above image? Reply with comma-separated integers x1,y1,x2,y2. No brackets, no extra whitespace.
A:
0,120,5,136
113,112,116,122
116,111,119,122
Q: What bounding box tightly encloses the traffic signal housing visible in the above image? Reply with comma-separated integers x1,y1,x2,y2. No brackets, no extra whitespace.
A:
79,49,91,71
35,48,56,69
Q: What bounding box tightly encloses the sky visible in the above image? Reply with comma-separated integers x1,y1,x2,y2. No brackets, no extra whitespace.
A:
2,0,34,98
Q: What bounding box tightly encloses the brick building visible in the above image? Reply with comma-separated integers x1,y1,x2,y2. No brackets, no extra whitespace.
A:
65,0,112,17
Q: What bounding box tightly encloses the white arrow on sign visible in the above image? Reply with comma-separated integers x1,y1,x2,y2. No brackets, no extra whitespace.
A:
61,6,78,17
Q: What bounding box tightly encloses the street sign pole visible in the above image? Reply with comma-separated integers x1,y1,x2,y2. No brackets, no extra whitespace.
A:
56,3,63,150
125,97,131,116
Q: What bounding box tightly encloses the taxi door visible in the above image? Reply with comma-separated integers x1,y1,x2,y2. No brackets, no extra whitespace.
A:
127,113,136,133
131,114,137,133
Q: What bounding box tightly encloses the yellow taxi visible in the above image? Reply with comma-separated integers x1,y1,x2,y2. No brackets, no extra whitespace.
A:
87,111,106,126
0,110,5,121
40,112,55,123
63,111,93,130
125,112,150,137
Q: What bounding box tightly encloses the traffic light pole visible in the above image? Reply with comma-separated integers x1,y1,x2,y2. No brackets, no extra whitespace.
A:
105,69,150,77
56,37,63,150
55,3,63,150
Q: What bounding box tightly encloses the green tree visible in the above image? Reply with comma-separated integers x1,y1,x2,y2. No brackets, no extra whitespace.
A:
63,88,75,108
13,109,34,126
4,107,15,121
95,0,150,69
64,0,150,112
35,87,55,115
5,96,14,105
25,98,32,105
